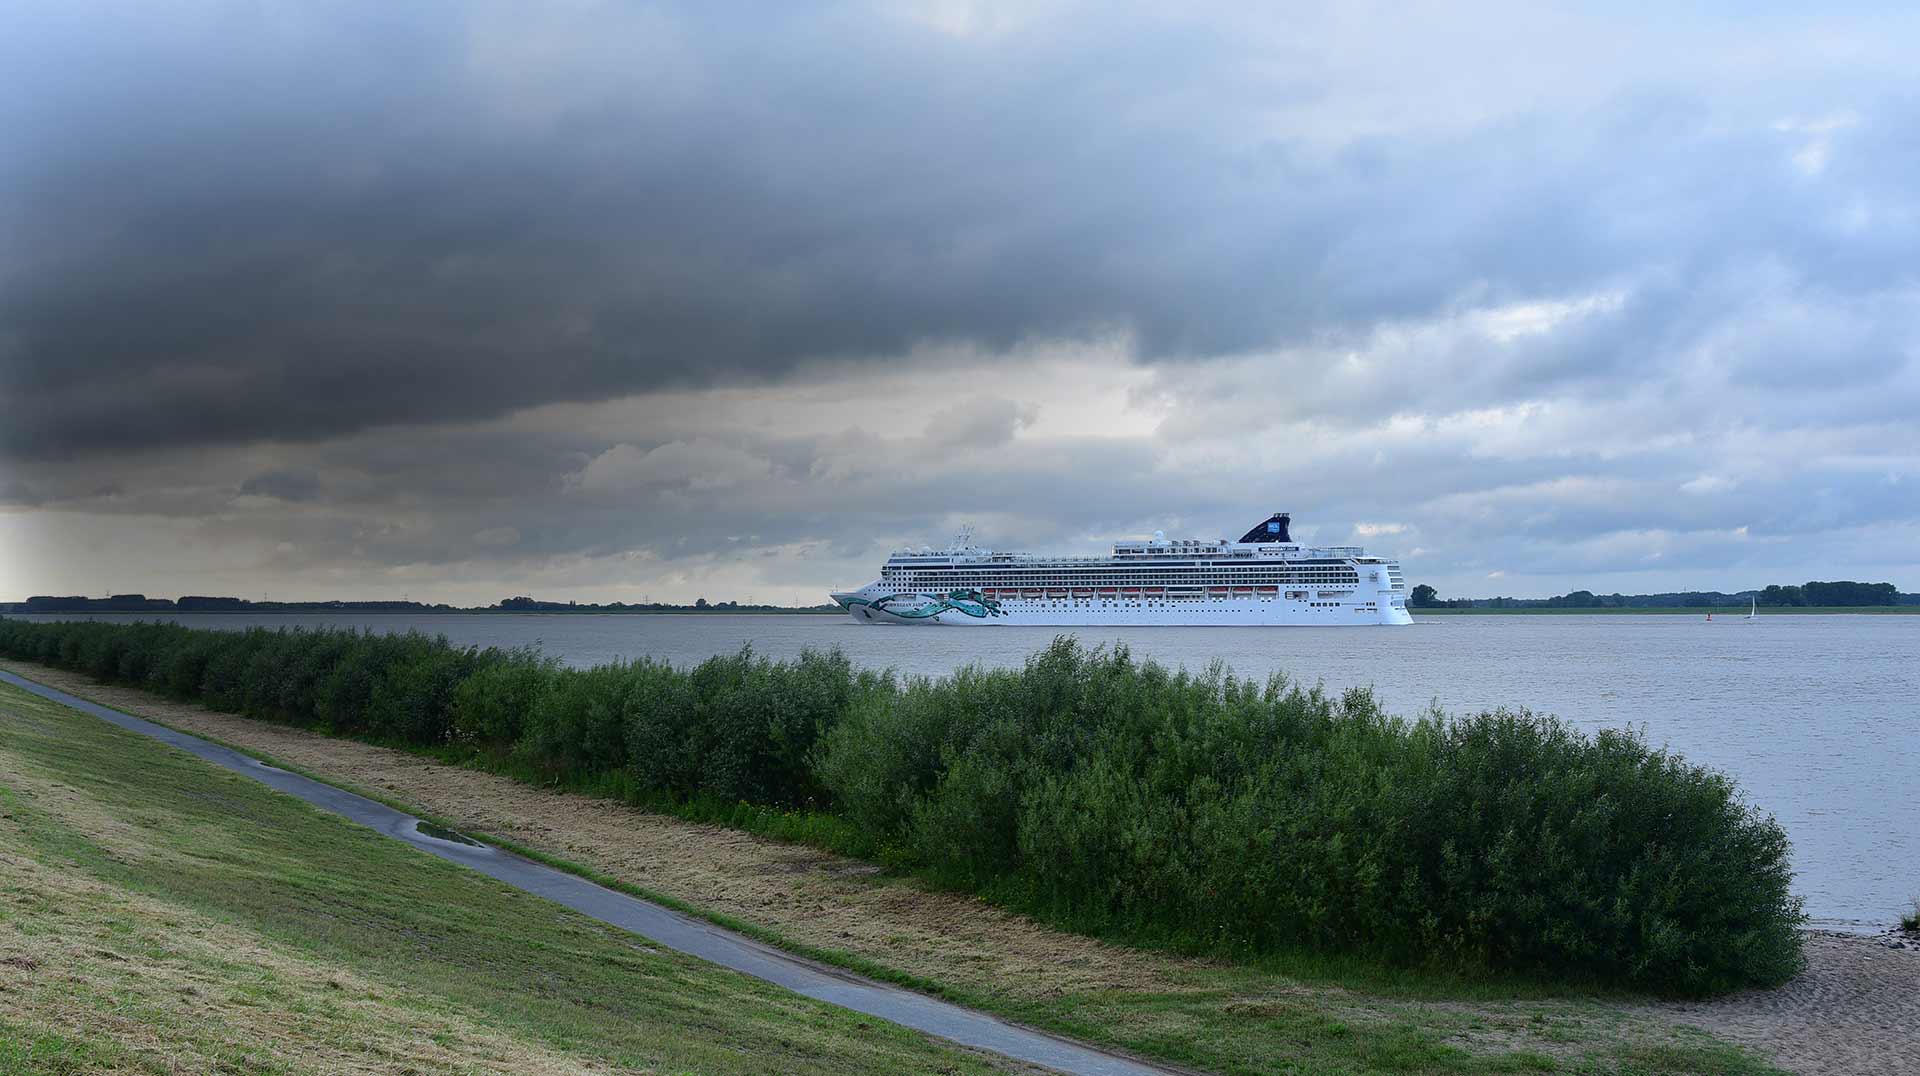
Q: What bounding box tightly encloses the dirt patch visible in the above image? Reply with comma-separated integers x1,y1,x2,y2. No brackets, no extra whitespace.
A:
11,660,1914,1072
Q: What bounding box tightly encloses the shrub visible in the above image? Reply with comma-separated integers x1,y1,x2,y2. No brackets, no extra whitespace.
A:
448,648,556,749
313,634,391,733
814,637,1805,993
199,628,269,712
624,647,877,808
521,662,636,779
111,626,158,686
277,630,358,725
365,640,477,744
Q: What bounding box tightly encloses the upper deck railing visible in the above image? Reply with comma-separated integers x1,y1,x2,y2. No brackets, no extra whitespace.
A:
886,542,1381,563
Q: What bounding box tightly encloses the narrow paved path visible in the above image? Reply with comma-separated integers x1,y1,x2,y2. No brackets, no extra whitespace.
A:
0,670,1180,1076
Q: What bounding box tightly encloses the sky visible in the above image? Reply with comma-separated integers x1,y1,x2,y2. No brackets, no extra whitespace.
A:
3,1,1918,605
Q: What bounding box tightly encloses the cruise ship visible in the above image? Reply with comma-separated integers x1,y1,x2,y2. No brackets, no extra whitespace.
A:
829,513,1412,626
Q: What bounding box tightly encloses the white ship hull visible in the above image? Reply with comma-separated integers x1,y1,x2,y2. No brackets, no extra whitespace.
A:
829,511,1412,628
831,590,1412,626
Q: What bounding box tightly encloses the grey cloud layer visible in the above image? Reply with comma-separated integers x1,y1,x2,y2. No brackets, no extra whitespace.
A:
8,3,1915,461
15,349,1910,599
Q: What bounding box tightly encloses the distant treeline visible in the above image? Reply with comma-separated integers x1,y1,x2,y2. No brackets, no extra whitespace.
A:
493,596,837,614
1411,580,1914,609
0,593,838,615
0,616,1804,995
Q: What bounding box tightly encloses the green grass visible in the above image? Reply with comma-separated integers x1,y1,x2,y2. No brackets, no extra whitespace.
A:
0,1020,136,1076
947,939,1784,1075
0,681,1008,1076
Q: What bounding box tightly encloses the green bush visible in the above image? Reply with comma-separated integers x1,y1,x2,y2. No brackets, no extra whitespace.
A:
625,647,882,808
277,630,358,725
521,662,638,779
0,618,1805,993
813,638,1805,994
198,628,267,712
366,639,478,744
157,632,216,699
448,648,556,749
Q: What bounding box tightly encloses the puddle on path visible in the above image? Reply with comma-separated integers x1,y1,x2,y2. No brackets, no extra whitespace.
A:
415,821,483,847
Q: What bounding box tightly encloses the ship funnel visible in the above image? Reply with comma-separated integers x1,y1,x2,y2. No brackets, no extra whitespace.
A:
1237,512,1292,543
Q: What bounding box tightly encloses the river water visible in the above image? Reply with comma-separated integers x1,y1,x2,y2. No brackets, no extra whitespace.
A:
13,610,1916,931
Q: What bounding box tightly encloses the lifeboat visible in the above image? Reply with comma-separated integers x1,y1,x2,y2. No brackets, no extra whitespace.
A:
1072,588,1094,597
1021,588,1043,598
1120,587,1141,595
1097,587,1118,595
1208,586,1230,595
1144,587,1164,595
1256,585,1278,594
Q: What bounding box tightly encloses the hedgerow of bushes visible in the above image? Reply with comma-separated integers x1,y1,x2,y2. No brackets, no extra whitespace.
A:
0,616,1804,994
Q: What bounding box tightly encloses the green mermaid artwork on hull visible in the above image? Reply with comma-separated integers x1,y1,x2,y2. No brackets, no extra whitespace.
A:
853,589,1006,620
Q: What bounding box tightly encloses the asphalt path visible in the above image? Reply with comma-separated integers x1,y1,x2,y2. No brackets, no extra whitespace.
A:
0,669,1180,1076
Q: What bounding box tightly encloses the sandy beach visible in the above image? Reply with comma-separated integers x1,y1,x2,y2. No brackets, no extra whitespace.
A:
1643,930,1919,1075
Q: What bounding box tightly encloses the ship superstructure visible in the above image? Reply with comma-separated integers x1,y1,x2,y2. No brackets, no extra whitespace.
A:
829,512,1412,626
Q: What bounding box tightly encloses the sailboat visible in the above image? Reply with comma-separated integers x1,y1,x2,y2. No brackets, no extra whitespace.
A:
1746,596,1758,620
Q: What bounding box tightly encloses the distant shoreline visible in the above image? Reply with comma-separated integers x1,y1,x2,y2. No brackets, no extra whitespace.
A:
1415,606,1920,615
2,608,847,617
13,606,1916,618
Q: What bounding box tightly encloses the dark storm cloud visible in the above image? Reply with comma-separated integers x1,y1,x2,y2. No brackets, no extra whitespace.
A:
238,468,321,502
9,2,1912,461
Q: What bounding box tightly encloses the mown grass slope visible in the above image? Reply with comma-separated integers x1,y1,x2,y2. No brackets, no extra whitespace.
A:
0,681,1009,1076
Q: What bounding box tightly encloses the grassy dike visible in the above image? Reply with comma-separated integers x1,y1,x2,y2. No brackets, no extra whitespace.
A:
1,661,1793,1076
0,681,1011,1076
0,634,1797,1068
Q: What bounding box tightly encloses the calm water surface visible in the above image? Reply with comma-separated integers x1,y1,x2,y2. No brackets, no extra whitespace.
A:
18,611,1917,931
